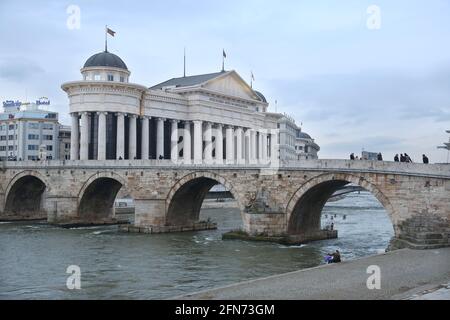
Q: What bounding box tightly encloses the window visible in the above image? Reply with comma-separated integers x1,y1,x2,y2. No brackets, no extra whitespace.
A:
107,74,114,81
0,136,6,140
65,143,70,149
42,124,53,130
28,155,38,160
8,135,14,140
120,76,125,82
94,74,101,81
28,145,39,150
43,135,53,140
8,124,15,130
0,146,5,151
28,123,39,129
45,113,57,119
8,145,14,151
0,125,5,131
28,134,39,140
46,156,52,160
46,145,53,151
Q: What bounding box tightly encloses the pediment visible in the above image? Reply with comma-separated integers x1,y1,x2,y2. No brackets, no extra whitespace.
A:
202,71,259,101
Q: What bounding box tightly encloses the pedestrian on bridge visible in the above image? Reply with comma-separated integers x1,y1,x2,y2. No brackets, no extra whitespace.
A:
422,154,429,164
350,153,355,160
394,154,399,162
377,153,383,161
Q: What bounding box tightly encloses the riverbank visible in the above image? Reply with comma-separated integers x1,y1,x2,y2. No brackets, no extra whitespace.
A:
177,247,450,300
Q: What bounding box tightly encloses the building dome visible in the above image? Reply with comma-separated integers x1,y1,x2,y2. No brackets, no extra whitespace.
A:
297,131,312,139
84,51,128,70
254,90,267,103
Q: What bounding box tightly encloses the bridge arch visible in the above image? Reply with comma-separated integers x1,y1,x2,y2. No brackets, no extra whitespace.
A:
77,171,129,221
286,172,396,235
166,171,243,226
3,170,50,219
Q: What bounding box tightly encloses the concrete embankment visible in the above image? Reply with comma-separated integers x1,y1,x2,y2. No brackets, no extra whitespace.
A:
177,248,450,300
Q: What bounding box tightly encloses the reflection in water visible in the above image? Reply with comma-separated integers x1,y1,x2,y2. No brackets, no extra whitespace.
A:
0,192,393,299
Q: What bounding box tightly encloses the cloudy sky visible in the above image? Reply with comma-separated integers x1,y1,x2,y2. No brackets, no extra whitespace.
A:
0,0,449,162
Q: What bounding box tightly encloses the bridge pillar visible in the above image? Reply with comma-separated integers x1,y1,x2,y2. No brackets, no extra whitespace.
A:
134,199,166,226
45,196,78,224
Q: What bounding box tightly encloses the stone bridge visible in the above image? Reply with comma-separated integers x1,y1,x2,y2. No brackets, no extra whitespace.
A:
0,159,449,249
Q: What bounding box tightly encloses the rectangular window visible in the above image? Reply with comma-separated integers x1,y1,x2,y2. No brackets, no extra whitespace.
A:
46,155,52,160
65,143,70,149
28,155,38,160
107,74,114,81
0,125,5,131
8,145,14,151
94,74,101,81
28,134,39,140
28,145,39,150
120,76,125,82
8,135,14,140
0,136,6,141
42,124,53,130
43,135,53,140
8,124,15,130
0,146,6,151
46,145,53,151
28,123,39,129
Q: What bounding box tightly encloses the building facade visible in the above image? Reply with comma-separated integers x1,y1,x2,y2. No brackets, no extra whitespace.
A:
58,125,71,160
295,128,320,160
0,100,60,161
62,50,281,163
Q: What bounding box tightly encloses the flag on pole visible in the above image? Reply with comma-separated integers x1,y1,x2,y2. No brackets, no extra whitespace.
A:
105,26,116,52
106,27,116,36
223,49,227,58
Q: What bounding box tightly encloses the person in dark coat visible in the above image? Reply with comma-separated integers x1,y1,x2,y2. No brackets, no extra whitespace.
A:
400,154,406,162
405,153,412,163
422,154,429,164
350,153,355,160
377,153,383,161
394,154,399,162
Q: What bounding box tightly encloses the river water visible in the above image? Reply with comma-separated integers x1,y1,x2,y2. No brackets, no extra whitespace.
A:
0,191,393,299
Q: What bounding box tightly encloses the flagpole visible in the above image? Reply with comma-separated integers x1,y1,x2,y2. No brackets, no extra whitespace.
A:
183,47,186,77
105,25,108,52
250,71,253,88
222,49,225,72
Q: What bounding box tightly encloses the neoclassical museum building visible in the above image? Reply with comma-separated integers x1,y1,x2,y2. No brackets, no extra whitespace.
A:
62,49,315,163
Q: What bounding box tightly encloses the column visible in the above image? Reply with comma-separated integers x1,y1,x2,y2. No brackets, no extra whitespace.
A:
170,119,179,162
244,128,251,163
204,122,212,162
235,127,243,164
129,114,137,160
116,113,125,160
261,132,268,162
141,116,150,160
193,120,203,164
80,112,89,160
183,121,191,164
70,113,79,160
225,126,234,164
250,129,257,164
215,124,223,164
97,112,107,160
156,118,165,159
270,132,278,161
